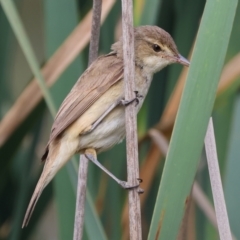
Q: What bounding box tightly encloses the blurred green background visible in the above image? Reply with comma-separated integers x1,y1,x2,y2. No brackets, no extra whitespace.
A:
0,0,239,239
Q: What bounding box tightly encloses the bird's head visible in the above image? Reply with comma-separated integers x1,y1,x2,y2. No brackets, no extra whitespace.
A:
112,25,190,74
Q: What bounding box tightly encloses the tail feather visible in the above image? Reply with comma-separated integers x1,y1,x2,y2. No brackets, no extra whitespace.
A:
22,138,78,227
22,165,55,228
22,183,44,228
22,157,55,228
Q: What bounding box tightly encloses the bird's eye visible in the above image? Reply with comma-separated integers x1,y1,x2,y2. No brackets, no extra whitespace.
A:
153,44,162,52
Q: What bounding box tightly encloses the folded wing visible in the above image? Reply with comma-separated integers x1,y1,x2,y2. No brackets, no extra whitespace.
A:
42,53,123,160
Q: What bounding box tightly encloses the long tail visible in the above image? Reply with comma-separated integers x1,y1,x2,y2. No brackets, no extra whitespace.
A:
22,138,78,227
22,167,51,228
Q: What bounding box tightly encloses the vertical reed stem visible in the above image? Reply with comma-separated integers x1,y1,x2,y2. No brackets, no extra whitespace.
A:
73,1,102,239
121,0,142,239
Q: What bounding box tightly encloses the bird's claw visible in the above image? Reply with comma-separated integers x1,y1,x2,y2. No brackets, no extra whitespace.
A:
121,91,144,107
137,177,143,183
119,179,144,194
133,91,144,106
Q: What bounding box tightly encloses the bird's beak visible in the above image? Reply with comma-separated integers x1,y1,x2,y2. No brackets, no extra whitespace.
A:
176,55,190,66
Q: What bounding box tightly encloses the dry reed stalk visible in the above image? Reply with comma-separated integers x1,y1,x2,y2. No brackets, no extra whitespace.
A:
205,118,232,240
73,1,102,239
121,0,142,239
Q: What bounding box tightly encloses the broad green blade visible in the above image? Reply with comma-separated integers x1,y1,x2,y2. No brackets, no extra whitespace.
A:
224,94,240,239
148,0,238,239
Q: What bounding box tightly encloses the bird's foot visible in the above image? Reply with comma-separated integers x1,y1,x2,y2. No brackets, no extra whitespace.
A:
120,91,144,107
118,179,144,194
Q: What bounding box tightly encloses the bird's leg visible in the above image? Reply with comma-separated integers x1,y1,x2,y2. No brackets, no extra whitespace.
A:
82,91,143,135
84,148,143,192
81,99,121,135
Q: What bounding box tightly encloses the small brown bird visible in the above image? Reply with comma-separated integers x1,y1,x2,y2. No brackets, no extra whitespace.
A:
22,25,189,227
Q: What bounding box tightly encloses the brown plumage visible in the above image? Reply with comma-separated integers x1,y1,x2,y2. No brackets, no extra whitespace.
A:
42,53,124,161
22,25,189,227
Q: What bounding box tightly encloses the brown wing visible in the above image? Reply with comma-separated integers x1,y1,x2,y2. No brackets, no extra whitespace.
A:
49,53,123,144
